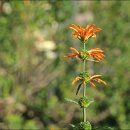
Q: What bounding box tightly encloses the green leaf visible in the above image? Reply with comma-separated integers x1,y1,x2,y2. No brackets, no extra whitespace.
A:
76,83,82,95
64,98,78,105
23,120,39,130
70,124,76,128
93,126,114,130
87,58,99,62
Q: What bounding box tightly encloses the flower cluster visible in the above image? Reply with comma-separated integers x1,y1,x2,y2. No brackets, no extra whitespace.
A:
69,24,102,42
78,96,93,108
64,23,106,129
72,71,106,88
64,47,105,61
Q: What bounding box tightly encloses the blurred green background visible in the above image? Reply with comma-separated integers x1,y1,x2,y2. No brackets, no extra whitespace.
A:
0,0,130,130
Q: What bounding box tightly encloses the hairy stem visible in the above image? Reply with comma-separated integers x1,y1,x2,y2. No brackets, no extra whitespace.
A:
83,41,86,122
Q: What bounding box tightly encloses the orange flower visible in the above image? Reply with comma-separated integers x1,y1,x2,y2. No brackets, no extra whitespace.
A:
64,47,105,61
69,24,102,41
72,72,106,88
87,48,105,61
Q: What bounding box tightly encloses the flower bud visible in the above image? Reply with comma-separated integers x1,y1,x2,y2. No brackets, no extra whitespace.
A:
78,97,93,108
77,121,92,130
79,51,87,60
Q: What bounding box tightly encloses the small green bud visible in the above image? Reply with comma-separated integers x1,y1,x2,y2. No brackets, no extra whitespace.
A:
79,71,88,78
77,121,92,130
79,51,88,60
78,97,93,108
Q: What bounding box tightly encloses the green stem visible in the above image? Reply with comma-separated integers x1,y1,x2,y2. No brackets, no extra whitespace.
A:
83,41,86,122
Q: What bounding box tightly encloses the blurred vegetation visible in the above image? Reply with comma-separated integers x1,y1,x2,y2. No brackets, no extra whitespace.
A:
0,0,130,130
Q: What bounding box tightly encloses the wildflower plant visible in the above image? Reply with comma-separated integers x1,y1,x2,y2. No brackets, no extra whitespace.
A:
64,24,106,130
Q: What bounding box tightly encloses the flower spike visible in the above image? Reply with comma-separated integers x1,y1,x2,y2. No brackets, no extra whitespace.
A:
64,23,106,128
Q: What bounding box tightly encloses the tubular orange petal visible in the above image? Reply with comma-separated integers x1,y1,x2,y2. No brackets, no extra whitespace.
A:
72,76,81,85
86,24,95,30
72,33,82,40
94,28,102,32
69,24,82,32
90,75,102,79
91,48,104,52
90,81,96,88
97,79,107,85
70,47,79,54
91,76,106,86
95,48,104,51
87,48,105,60
95,55,103,60
64,47,80,59
83,80,86,84
64,53,77,58
92,33,96,38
